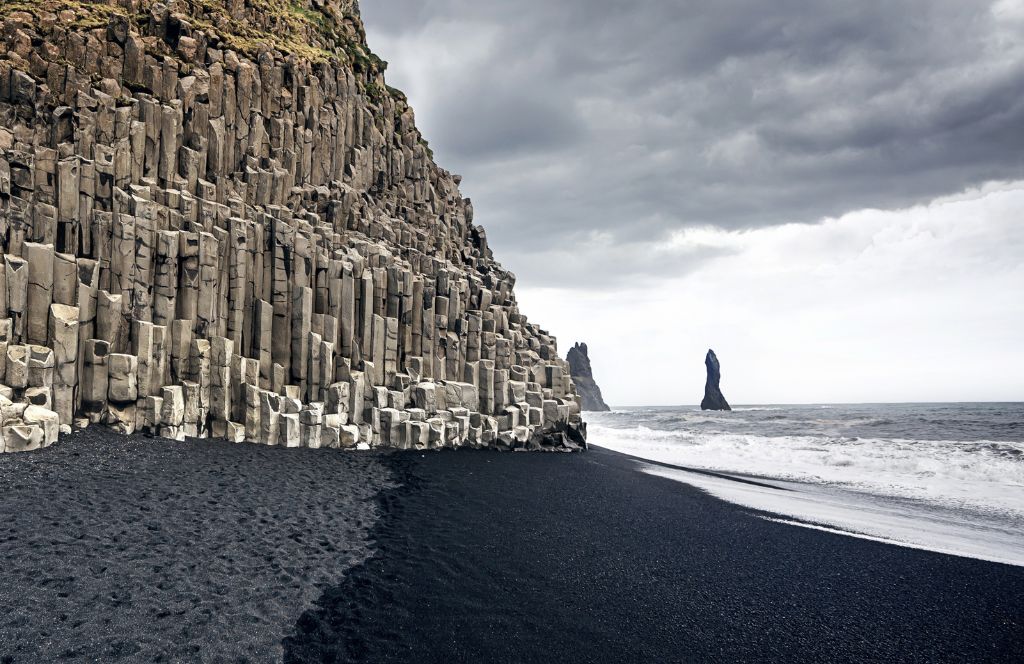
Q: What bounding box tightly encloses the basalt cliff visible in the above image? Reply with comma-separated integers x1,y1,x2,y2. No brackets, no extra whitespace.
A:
0,0,585,452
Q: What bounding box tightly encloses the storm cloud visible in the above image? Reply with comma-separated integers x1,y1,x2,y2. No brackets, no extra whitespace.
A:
362,0,1024,288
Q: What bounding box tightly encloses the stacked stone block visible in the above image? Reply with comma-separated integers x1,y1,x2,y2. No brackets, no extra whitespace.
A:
0,0,585,453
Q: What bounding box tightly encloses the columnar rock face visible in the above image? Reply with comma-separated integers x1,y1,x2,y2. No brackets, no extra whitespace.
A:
0,0,585,452
701,349,731,411
566,342,609,412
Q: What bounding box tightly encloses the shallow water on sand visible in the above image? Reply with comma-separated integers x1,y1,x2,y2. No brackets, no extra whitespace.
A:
588,403,1024,565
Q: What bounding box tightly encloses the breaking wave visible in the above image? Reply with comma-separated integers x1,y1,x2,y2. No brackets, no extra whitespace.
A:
587,408,1024,519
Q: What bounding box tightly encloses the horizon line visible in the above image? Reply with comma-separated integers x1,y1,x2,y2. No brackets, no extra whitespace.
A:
599,400,1024,408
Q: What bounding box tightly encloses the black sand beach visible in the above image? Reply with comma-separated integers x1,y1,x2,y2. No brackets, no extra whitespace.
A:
0,429,392,662
285,446,1024,663
2,436,1022,662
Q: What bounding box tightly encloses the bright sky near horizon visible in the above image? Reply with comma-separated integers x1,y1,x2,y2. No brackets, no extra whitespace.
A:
363,0,1024,405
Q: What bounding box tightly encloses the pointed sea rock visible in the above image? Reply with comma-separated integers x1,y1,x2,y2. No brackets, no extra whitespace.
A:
566,342,610,412
701,349,731,411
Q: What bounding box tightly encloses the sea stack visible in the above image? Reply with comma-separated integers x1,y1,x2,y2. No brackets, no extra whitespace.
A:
701,349,731,411
0,0,585,452
566,342,610,412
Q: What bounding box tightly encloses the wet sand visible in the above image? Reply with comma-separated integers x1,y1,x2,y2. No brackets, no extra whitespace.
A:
1,435,1022,662
287,446,1024,663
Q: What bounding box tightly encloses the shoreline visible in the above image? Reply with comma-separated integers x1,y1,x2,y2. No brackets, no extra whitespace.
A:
1,433,1021,662
590,440,1024,568
638,458,1024,569
286,444,1024,662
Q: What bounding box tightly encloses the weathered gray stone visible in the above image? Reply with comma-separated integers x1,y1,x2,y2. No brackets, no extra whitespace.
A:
3,424,44,453
338,424,360,448
81,340,110,420
108,354,138,403
161,385,185,427
259,390,281,445
300,403,324,449
24,243,54,346
6,345,28,389
244,385,262,443
105,402,137,435
0,4,587,453
24,387,52,410
5,257,28,344
23,405,60,447
280,412,300,448
49,306,80,401
0,319,10,383
132,321,155,399
96,291,123,353
226,421,247,443
27,345,54,389
321,424,341,449
411,382,438,414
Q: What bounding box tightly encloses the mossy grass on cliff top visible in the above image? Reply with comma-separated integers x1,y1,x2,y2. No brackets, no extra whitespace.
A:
2,0,425,154
1,0,386,68
3,0,127,30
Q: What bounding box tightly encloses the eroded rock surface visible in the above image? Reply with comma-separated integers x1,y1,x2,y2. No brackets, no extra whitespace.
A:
566,342,609,412
0,0,584,452
701,349,731,411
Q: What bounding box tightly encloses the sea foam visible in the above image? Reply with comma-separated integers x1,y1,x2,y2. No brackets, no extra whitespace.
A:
588,421,1024,518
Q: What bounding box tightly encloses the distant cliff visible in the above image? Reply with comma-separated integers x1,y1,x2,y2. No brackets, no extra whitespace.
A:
0,0,585,452
567,343,610,412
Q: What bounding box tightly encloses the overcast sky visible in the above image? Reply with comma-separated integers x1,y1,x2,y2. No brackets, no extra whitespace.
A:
362,0,1024,405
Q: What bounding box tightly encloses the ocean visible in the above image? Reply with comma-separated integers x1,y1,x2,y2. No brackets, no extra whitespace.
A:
587,403,1024,565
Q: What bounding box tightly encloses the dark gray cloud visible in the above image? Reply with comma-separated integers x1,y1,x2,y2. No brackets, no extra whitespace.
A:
361,0,1024,288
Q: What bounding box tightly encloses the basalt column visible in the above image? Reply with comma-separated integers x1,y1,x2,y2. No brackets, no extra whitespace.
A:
0,0,585,452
